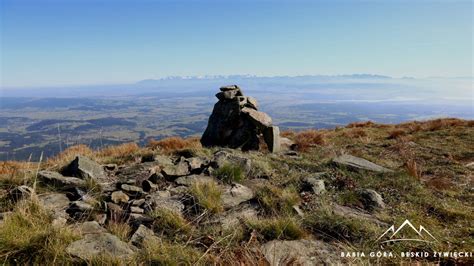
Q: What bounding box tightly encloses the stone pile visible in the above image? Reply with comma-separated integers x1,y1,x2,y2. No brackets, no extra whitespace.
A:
201,85,281,152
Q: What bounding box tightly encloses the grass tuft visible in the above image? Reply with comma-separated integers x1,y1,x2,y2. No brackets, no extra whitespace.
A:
150,208,191,235
189,180,223,214
245,217,305,241
213,163,244,184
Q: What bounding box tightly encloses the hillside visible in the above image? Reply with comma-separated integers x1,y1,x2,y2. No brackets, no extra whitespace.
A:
0,118,473,264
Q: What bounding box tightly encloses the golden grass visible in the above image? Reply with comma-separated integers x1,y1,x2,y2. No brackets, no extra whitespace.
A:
96,142,140,158
245,217,305,241
289,129,326,152
405,159,422,180
189,180,223,214
106,221,132,242
344,128,367,138
388,128,407,139
346,121,375,128
147,136,201,154
150,208,191,235
45,144,94,170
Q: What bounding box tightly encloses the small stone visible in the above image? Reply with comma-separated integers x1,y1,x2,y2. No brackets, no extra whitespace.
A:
150,196,185,214
221,184,254,209
131,198,146,206
161,161,190,178
129,213,154,224
106,202,128,223
104,164,117,171
77,221,107,235
69,201,94,212
302,177,326,195
333,154,393,173
148,172,164,184
93,213,107,225
130,225,159,247
212,151,252,174
292,205,304,217
111,191,129,204
153,155,173,166
121,184,143,193
130,206,144,214
186,157,206,172
357,189,385,211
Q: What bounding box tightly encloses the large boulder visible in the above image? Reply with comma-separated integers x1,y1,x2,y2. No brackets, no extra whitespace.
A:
333,154,393,173
201,85,281,152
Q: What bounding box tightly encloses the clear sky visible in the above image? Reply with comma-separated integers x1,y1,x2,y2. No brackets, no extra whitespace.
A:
0,0,472,87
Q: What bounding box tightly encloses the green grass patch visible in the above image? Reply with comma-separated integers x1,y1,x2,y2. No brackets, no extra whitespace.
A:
213,163,244,184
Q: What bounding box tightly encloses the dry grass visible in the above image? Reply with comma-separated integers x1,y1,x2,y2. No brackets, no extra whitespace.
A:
291,129,326,152
45,145,94,170
344,128,367,138
148,136,201,154
388,128,407,139
106,221,131,242
0,161,36,187
405,159,422,180
96,142,140,158
139,237,203,265
150,208,191,235
245,217,305,241
346,121,375,128
0,199,80,264
189,180,223,214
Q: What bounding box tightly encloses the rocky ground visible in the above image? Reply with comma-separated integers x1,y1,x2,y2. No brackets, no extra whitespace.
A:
0,118,473,265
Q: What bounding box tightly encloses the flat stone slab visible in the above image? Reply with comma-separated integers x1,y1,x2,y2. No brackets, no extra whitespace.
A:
175,174,214,186
38,171,86,188
241,107,273,128
333,154,393,173
62,156,106,180
66,233,135,260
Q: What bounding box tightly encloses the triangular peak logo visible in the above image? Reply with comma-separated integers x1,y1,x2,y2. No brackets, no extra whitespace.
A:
376,219,438,244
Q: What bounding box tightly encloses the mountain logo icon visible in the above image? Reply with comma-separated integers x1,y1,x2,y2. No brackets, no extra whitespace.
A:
376,219,438,244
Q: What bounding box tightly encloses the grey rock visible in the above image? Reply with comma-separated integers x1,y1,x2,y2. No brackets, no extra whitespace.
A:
168,186,188,196
121,184,143,194
186,157,207,171
39,193,70,211
66,233,135,260
333,154,393,173
263,126,281,153
303,177,326,195
130,206,144,214
219,84,242,92
357,189,386,211
62,155,106,180
150,197,185,214
207,205,258,230
111,191,130,204
153,155,173,166
130,225,159,247
221,184,254,209
69,201,94,212
38,170,86,188
280,137,295,151
246,96,259,109
161,161,190,178
175,174,214,186
129,213,154,224
241,107,273,128
261,240,343,265
131,198,146,206
212,151,252,174
77,221,107,235
107,202,128,222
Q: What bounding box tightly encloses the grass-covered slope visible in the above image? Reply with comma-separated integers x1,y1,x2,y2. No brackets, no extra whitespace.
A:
0,118,472,264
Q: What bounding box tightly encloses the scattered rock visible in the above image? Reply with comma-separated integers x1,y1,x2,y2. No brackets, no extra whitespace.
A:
39,193,70,212
111,191,130,204
333,154,393,173
332,204,388,227
357,189,385,211
130,225,159,247
153,155,174,166
66,201,94,220
104,164,118,171
221,183,254,209
66,233,135,260
131,198,146,206
129,213,154,224
150,196,185,214
107,202,128,222
38,171,86,188
186,157,207,172
62,155,107,180
261,240,343,265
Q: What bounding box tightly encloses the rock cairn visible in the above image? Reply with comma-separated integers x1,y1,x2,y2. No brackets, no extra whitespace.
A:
201,85,281,152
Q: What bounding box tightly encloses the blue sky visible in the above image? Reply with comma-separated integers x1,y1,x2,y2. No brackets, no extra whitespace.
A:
1,0,472,87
